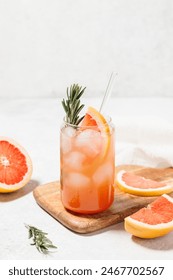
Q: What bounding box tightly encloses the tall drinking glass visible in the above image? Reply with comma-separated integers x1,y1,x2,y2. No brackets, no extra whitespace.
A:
60,118,115,214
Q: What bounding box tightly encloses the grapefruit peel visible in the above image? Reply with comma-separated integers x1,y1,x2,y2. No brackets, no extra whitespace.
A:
116,170,173,196
0,137,33,193
125,194,173,238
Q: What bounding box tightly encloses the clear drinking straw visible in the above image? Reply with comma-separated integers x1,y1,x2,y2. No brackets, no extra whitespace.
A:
99,72,117,113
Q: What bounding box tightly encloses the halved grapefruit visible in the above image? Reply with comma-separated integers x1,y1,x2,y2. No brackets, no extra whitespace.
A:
80,106,111,156
116,170,173,196
0,137,32,193
125,194,173,238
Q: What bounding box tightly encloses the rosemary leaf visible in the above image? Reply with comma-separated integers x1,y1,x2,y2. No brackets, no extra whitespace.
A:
62,84,86,125
25,224,57,254
75,104,85,117
76,115,85,126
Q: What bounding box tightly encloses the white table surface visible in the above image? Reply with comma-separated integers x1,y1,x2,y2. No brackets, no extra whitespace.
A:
0,97,173,260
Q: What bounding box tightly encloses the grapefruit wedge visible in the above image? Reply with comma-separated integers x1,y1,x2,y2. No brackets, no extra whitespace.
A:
80,106,111,156
80,106,110,133
116,170,173,196
0,137,32,193
125,194,173,238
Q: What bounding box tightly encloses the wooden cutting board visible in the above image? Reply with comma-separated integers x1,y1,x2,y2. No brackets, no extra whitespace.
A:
33,165,173,234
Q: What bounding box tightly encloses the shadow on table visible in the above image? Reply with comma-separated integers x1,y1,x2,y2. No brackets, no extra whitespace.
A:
132,232,173,251
0,180,39,202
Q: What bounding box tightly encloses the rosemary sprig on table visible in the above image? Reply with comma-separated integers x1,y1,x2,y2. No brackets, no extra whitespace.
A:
62,84,86,125
25,224,57,254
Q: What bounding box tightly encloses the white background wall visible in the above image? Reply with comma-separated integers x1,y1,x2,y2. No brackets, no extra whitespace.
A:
0,0,173,98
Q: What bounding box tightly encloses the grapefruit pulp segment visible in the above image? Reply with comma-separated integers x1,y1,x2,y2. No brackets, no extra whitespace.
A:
80,112,98,128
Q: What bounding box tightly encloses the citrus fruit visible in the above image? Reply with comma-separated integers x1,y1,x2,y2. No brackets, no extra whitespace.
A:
0,137,32,193
80,106,110,133
80,106,111,156
125,194,173,238
116,170,173,196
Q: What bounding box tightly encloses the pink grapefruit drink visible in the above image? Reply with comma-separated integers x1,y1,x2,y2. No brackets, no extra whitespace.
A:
60,107,115,214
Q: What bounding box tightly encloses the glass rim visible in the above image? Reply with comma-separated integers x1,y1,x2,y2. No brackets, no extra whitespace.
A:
62,115,114,129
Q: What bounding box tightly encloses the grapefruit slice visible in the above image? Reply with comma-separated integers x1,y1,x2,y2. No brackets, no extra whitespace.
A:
0,137,32,193
116,170,173,196
80,106,110,133
125,194,173,238
80,106,111,156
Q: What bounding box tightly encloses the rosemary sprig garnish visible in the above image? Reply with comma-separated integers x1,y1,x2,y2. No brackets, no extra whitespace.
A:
62,84,86,125
25,224,57,254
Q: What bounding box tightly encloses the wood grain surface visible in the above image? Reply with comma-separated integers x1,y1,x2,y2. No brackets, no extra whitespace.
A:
33,165,173,233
